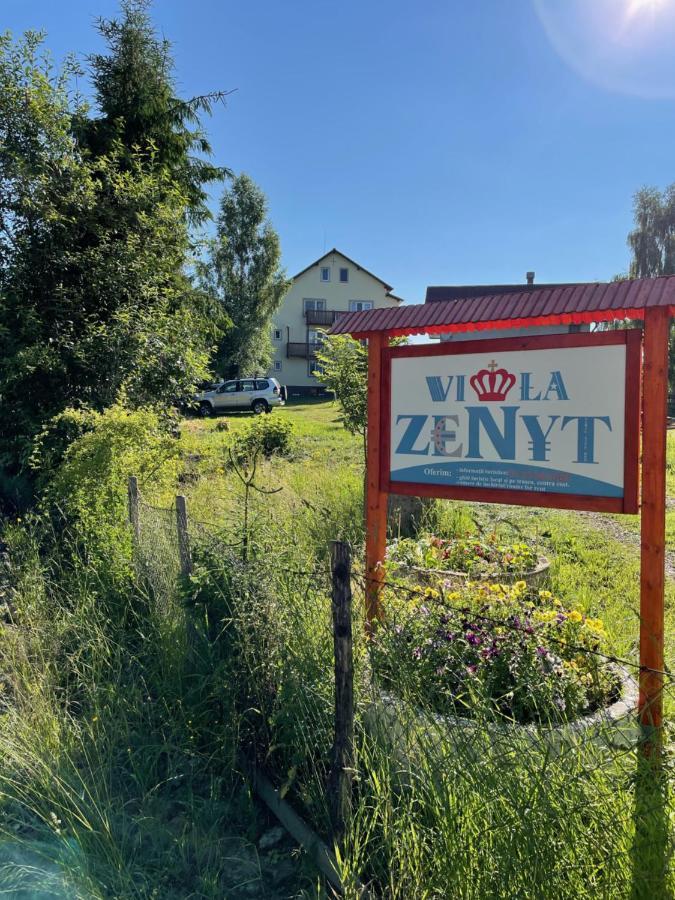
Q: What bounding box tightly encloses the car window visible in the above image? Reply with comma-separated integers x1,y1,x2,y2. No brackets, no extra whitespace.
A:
218,381,238,393
255,379,269,390
239,379,256,392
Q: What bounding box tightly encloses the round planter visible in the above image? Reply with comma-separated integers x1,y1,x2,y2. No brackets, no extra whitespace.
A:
365,664,639,762
391,556,551,590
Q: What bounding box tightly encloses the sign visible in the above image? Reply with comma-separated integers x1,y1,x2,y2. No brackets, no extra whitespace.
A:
381,331,641,513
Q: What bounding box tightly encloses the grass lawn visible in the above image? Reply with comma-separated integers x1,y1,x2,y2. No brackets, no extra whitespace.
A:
172,399,675,671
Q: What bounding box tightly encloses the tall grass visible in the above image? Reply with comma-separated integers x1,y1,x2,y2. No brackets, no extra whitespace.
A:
0,401,672,897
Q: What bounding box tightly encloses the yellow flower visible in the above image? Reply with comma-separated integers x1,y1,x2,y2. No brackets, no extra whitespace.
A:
538,590,552,600
514,580,527,592
569,610,583,623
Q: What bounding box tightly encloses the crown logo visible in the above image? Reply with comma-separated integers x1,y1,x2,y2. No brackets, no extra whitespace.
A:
469,360,516,402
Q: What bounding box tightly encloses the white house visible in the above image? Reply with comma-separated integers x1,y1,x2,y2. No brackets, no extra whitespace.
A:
271,249,404,394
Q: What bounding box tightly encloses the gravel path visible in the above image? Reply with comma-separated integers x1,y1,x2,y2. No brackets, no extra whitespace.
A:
578,511,675,581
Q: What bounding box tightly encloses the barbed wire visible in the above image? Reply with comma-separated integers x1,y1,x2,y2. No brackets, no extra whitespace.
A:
354,571,674,681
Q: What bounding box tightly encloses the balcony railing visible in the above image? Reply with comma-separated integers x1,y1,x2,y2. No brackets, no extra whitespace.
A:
304,309,346,326
287,341,322,359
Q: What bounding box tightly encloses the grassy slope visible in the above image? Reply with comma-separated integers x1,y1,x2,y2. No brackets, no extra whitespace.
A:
175,400,675,669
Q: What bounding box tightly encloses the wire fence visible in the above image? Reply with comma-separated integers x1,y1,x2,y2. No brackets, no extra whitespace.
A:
127,477,675,898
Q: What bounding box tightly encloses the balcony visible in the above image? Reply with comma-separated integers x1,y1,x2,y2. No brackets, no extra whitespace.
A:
287,341,322,359
304,308,345,327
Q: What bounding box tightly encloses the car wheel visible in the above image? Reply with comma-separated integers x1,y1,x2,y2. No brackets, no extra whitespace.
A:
199,401,213,417
252,399,268,415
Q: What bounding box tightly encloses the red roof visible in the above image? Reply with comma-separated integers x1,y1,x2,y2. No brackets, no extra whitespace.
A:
328,276,675,338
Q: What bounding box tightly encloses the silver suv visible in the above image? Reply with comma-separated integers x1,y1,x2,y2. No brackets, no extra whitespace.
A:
196,377,286,416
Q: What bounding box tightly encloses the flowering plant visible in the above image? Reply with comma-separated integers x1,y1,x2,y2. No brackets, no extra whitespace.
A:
387,533,539,577
370,580,620,725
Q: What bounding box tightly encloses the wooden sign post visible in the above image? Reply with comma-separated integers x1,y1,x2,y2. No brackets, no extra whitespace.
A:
640,307,669,735
362,321,668,742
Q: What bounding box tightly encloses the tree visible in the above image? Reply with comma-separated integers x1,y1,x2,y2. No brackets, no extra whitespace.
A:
315,335,369,463
198,174,289,378
627,185,675,393
0,29,226,509
75,0,230,224
628,185,675,278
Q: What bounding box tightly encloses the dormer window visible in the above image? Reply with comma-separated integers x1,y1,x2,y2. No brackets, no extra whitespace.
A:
339,267,349,283
320,266,331,282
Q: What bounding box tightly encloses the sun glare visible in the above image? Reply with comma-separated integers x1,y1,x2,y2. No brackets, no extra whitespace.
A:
533,0,675,98
625,0,668,21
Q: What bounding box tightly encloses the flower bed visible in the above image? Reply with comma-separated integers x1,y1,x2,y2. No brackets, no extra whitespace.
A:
387,534,549,586
370,580,622,726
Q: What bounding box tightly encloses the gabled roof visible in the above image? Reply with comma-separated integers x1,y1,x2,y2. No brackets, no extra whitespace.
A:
329,276,675,338
292,248,403,301
425,282,584,303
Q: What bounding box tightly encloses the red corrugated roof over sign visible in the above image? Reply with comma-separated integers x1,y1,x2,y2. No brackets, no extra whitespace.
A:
328,276,675,338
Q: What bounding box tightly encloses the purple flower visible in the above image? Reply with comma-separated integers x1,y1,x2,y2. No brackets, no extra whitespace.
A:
420,605,430,616
466,664,478,675
466,631,481,646
412,647,423,660
536,646,548,657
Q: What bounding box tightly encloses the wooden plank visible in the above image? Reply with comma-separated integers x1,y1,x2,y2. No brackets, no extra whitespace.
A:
249,767,344,893
639,306,669,740
365,332,387,631
328,541,354,842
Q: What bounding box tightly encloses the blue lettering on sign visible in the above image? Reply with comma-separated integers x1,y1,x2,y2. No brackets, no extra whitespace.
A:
543,371,569,401
392,364,617,489
520,372,541,401
521,415,560,462
425,375,464,402
466,407,517,460
395,414,429,455
560,416,612,464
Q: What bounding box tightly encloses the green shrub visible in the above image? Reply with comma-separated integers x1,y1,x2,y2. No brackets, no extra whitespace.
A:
29,407,98,490
231,416,293,461
41,404,180,587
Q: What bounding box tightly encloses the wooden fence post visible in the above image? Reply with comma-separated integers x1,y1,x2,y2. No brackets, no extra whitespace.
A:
128,475,140,543
328,540,354,843
175,495,192,578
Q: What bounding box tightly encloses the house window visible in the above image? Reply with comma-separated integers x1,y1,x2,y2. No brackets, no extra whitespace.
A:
309,360,325,378
272,327,282,341
273,360,282,372
303,298,327,312
339,267,349,283
320,266,331,282
349,300,374,312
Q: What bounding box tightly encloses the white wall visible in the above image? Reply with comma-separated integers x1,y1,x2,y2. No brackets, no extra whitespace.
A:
270,250,402,390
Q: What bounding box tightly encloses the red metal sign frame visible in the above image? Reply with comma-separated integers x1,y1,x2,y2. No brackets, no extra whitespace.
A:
379,329,642,515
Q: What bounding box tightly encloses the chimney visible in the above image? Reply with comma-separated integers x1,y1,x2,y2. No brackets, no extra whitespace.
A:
526,271,535,286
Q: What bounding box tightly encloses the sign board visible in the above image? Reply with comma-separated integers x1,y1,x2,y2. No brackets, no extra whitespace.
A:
381,331,641,513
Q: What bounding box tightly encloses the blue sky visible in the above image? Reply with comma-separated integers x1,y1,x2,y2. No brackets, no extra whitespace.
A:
6,0,675,303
